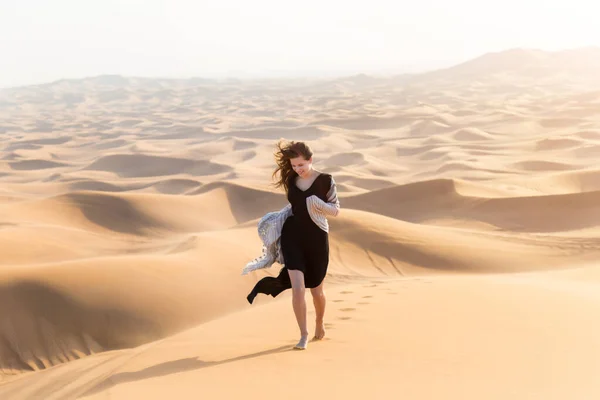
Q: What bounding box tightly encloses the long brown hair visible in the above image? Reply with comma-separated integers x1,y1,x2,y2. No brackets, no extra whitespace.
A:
272,140,313,194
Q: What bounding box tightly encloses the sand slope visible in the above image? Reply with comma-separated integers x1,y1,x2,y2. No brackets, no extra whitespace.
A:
2,47,600,399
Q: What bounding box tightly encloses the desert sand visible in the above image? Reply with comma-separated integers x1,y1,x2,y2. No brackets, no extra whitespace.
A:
2,48,600,399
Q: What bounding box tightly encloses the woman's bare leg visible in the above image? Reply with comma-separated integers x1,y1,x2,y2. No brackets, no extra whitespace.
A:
288,269,309,349
310,282,326,340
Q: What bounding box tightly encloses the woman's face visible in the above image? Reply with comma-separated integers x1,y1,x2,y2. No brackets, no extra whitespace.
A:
290,155,312,178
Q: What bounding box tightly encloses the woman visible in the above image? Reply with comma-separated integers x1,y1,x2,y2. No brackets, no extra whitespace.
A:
246,140,340,350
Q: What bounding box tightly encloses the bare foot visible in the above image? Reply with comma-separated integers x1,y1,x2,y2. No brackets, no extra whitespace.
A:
294,335,309,350
313,320,326,340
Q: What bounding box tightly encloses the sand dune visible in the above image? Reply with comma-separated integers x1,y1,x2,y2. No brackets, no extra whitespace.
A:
573,143,600,158
2,47,600,399
0,189,250,237
4,272,600,400
511,159,576,171
91,139,130,151
8,159,71,171
65,179,142,193
343,179,600,231
410,120,453,136
2,203,598,382
0,249,253,375
486,168,600,197
83,154,232,178
451,127,496,141
535,137,582,151
329,209,600,275
574,129,600,140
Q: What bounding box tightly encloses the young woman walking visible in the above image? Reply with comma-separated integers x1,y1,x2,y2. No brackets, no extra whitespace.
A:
246,140,340,350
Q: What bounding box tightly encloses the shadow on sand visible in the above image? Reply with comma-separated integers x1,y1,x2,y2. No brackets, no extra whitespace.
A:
83,344,294,396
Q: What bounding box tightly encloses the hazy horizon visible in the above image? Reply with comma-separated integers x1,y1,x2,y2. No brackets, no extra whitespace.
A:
2,0,599,88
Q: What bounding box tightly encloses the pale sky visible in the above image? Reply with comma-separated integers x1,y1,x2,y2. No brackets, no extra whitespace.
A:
1,0,598,87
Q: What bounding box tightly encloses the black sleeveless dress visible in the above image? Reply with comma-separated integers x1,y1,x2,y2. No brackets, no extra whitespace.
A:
246,173,332,304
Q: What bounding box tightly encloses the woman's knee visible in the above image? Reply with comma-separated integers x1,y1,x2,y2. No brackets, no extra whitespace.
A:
310,284,325,298
292,287,305,301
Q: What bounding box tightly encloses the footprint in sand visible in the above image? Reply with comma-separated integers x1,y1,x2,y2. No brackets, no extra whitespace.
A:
340,290,353,294
362,295,373,298
324,323,335,329
340,307,356,312
357,301,370,305
338,316,352,321
332,299,344,303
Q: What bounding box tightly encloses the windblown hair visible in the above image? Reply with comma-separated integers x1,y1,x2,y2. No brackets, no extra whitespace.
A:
272,140,313,194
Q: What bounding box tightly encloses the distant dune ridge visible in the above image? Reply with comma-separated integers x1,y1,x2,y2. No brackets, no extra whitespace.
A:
2,48,600,399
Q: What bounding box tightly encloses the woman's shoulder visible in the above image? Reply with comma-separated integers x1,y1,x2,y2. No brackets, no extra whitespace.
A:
315,172,335,194
316,171,333,179
319,172,335,185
